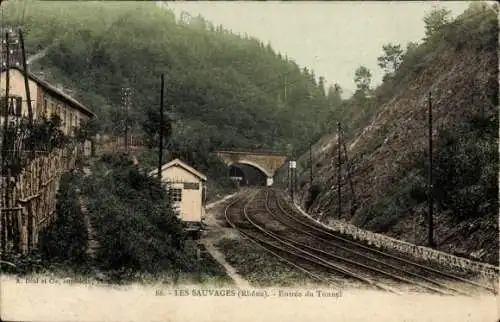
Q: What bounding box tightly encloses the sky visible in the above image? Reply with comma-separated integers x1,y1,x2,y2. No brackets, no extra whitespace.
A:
162,1,472,97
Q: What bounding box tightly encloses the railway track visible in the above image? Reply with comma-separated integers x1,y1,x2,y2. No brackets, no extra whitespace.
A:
223,192,340,287
224,188,496,295
267,188,496,295
226,191,406,293
250,191,458,295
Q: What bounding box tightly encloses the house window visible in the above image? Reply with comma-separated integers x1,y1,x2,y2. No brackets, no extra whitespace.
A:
0,96,22,116
183,182,199,190
55,104,61,119
43,97,48,116
169,188,182,203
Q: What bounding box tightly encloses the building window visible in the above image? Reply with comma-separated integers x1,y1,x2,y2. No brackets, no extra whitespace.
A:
0,96,22,116
43,97,48,116
183,182,199,190
169,188,182,203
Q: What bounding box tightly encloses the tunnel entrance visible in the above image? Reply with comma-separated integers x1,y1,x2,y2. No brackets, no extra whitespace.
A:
229,163,267,187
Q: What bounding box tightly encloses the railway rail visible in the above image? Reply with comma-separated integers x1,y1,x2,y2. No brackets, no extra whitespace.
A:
223,192,339,286
269,189,496,295
223,188,496,295
226,191,404,293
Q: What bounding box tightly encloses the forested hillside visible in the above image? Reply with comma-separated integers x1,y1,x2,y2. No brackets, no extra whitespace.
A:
290,3,499,264
4,1,340,160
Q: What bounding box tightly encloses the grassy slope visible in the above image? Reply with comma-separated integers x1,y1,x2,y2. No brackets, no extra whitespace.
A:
292,6,499,264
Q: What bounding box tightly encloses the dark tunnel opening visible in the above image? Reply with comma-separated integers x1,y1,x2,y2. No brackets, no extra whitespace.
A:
229,163,267,187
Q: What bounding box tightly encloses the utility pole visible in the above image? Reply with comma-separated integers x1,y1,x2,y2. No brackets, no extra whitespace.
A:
287,159,291,195
19,28,34,249
157,74,164,181
2,31,10,164
340,127,356,216
1,28,20,69
284,75,287,101
18,29,32,125
427,91,434,248
337,122,342,218
125,89,129,152
289,159,296,201
2,31,10,211
121,87,131,153
0,0,3,253
294,158,298,202
309,142,313,186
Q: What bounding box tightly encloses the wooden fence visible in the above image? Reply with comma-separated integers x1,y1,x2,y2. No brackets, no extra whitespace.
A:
0,146,81,254
93,135,147,156
0,134,145,255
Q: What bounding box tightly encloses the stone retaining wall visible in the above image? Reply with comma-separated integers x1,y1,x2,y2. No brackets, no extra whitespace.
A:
288,200,498,281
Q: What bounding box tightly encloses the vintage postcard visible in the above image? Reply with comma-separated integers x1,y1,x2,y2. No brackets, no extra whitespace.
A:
0,1,498,321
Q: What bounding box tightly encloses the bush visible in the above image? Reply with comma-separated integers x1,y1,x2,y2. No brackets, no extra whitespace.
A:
412,113,498,223
38,171,88,265
84,154,187,279
305,184,322,210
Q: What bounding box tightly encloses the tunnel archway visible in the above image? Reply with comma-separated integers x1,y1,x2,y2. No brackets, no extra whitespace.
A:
228,162,268,187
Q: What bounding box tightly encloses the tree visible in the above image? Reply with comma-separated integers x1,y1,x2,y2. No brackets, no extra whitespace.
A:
333,83,342,95
142,106,172,149
354,66,372,94
75,117,100,143
327,83,343,108
423,6,452,39
318,76,326,97
406,41,419,55
377,43,403,76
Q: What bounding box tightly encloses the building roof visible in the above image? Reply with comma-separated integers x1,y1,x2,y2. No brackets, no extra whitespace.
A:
150,158,207,181
1,67,96,117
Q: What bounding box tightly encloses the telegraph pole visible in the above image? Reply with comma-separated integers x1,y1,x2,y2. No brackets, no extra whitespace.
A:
121,87,131,153
157,74,164,181
2,31,10,210
289,159,296,201
340,127,356,216
125,89,129,152
2,31,10,163
284,75,287,101
294,158,298,202
337,122,342,218
427,91,434,248
287,159,291,195
309,142,313,186
19,29,32,125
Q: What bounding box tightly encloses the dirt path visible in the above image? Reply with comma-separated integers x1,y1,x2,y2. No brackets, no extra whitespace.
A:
201,239,250,288
201,191,251,288
81,166,100,259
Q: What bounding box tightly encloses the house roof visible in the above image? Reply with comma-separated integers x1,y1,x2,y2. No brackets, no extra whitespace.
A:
150,158,207,181
1,67,96,117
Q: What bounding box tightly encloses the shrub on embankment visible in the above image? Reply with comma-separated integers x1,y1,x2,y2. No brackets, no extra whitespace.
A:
82,153,187,281
1,171,89,275
38,171,89,265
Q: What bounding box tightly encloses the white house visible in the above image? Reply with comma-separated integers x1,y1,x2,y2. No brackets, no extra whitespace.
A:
150,158,207,232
